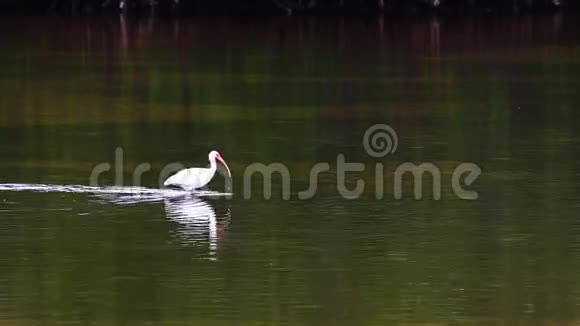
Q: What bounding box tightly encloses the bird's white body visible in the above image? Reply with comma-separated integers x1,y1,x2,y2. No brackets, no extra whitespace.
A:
163,167,216,190
163,151,231,190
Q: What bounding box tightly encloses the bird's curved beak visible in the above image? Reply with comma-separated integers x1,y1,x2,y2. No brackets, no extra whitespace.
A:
216,155,232,178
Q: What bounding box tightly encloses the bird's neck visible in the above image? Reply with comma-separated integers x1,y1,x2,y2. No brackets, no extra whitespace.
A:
208,157,218,173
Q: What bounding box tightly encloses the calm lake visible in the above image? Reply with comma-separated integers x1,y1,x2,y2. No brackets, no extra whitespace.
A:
1,13,580,324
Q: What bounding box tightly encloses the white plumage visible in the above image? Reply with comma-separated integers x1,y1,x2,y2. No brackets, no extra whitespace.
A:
163,150,231,190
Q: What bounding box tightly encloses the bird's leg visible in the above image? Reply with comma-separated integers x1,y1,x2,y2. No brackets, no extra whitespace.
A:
199,185,211,193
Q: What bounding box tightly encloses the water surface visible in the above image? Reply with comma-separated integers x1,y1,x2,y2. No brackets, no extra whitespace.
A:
1,14,580,324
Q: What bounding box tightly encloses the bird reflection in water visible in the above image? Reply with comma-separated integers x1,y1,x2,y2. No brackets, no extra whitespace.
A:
95,189,230,259
164,194,231,259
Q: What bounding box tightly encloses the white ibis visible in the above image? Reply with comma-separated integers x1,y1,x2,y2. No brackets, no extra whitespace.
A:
163,151,232,190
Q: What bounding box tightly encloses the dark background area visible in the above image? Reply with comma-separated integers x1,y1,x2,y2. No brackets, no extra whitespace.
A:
0,0,578,15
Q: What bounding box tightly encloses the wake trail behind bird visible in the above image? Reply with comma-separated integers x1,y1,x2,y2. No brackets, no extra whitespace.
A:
0,184,232,204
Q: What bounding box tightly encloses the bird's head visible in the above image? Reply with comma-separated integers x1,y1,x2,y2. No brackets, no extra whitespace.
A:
209,150,231,178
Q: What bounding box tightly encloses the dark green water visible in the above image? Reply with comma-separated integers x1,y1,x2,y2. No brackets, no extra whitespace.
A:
1,14,580,324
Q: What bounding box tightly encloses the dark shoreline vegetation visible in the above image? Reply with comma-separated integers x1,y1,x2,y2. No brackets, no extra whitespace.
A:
1,0,579,16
